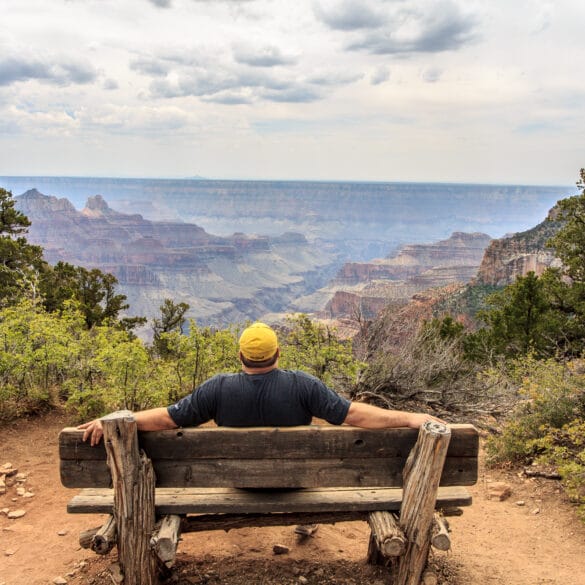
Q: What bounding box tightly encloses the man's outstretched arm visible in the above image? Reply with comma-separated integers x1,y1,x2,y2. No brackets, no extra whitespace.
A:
343,401,444,429
78,407,177,446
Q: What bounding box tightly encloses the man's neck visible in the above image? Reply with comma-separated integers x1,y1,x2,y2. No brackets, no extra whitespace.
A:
241,364,279,375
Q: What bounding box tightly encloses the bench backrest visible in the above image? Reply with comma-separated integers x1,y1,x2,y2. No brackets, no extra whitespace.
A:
59,424,478,490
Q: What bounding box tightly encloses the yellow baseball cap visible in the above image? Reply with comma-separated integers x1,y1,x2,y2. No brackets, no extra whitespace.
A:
239,322,278,361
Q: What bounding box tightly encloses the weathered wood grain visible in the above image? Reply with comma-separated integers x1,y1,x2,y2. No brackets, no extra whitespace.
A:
60,454,477,489
66,485,472,515
102,412,157,585
367,511,407,557
59,424,479,460
395,421,451,585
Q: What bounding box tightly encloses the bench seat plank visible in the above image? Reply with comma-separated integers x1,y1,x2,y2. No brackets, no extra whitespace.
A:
67,485,472,515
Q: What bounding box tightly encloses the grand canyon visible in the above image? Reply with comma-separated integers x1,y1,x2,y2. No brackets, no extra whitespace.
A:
8,178,572,331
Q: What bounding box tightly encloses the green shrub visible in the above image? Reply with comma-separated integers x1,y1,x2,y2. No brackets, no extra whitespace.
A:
486,355,585,519
486,356,585,465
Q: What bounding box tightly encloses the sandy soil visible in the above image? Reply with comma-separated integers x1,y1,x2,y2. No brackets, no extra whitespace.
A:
1,411,585,585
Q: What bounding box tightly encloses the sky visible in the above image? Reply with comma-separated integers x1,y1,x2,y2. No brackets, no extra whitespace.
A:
1,0,584,185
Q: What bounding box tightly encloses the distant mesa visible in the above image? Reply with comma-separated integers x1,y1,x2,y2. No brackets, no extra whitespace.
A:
320,231,492,321
14,189,338,327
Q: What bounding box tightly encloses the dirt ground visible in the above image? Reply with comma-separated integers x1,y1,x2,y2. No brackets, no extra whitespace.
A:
2,411,585,585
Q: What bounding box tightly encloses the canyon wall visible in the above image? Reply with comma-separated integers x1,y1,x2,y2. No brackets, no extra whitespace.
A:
474,210,562,286
15,189,339,326
321,232,491,320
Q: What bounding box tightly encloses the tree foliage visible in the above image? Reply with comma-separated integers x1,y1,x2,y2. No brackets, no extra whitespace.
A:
152,299,190,358
39,262,146,331
279,314,364,393
0,188,45,306
464,272,563,360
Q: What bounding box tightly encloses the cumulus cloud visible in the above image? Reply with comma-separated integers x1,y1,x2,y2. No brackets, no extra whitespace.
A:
313,0,384,31
317,0,478,55
260,86,322,103
0,55,97,87
233,44,298,67
130,43,358,105
130,57,173,77
307,70,363,86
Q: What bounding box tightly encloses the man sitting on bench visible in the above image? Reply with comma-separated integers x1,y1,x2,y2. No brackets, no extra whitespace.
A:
79,322,443,446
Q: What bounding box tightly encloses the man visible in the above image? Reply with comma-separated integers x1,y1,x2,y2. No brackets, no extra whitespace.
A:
80,322,443,445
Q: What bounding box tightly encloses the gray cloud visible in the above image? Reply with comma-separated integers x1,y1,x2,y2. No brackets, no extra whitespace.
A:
233,45,298,67
148,0,172,7
260,86,322,103
307,71,363,86
313,0,384,31
103,78,119,90
0,56,97,87
130,57,172,77
150,68,294,100
149,68,326,104
421,66,442,83
202,92,254,105
370,66,390,85
317,1,477,56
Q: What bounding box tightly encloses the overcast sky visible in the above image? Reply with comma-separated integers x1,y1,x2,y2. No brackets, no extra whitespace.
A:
1,0,583,185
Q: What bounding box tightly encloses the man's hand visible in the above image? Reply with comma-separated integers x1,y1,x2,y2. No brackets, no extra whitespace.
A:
78,419,104,446
403,412,445,429
78,408,178,446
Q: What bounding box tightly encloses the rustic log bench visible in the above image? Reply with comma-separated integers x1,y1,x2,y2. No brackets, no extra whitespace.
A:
59,412,478,585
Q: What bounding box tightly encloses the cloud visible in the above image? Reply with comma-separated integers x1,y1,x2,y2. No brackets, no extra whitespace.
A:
103,78,119,90
130,57,173,77
260,86,322,103
233,44,298,67
370,66,390,85
148,0,172,7
421,66,442,82
149,67,326,104
317,0,478,56
202,91,254,105
313,0,385,31
0,55,97,87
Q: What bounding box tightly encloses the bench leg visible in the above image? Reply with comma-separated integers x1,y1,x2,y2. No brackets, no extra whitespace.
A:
102,411,158,585
394,421,451,585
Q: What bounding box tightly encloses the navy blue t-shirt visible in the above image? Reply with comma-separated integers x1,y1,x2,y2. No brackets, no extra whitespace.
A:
167,369,351,427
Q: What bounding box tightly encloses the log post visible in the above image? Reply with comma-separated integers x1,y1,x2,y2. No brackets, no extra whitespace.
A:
102,410,158,585
151,515,182,568
79,515,118,554
431,513,451,552
367,511,407,558
394,421,451,585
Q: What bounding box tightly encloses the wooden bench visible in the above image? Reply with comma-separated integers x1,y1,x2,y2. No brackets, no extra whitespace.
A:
59,411,478,585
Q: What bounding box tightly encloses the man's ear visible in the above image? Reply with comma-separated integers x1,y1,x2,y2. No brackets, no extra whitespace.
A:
238,351,244,363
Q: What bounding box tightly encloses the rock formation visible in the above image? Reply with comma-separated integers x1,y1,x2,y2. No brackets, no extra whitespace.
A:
321,232,491,320
474,210,562,286
15,189,339,326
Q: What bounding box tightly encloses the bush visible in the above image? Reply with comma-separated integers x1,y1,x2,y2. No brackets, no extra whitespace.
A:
486,356,585,518
534,420,585,518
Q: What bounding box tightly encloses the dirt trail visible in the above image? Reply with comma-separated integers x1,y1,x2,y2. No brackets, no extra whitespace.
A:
1,412,585,585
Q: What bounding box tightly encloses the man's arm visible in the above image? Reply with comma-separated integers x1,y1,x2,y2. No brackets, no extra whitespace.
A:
343,401,444,429
78,407,177,446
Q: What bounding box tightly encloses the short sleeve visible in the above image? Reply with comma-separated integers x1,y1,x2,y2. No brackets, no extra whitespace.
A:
299,372,351,425
167,377,220,427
